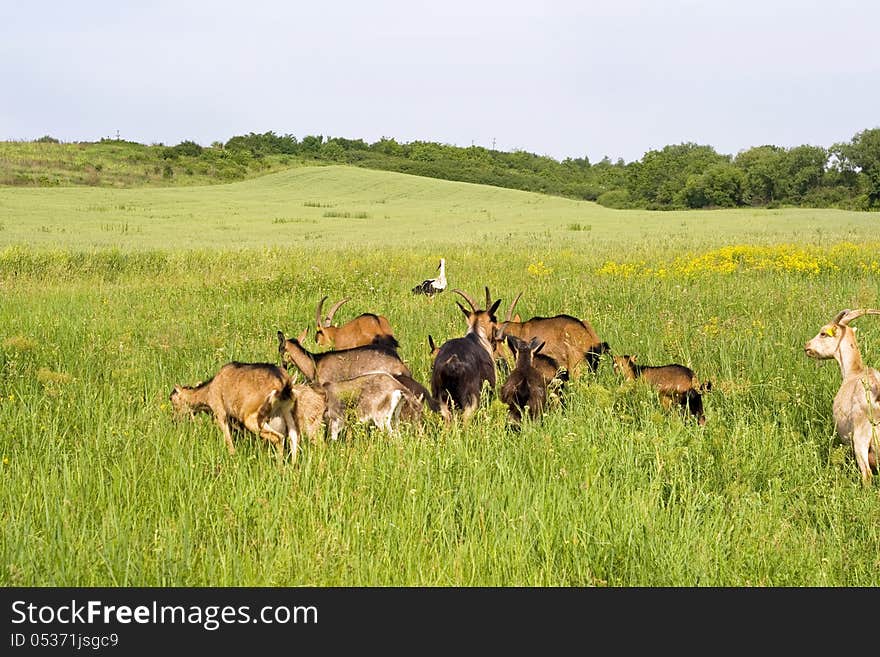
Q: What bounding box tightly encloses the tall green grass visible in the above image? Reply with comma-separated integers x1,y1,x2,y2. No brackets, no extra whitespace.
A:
1,168,879,586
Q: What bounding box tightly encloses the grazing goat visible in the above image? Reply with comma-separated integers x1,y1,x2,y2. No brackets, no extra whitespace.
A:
804,308,880,483
500,335,549,428
430,288,502,422
169,362,298,459
278,328,411,383
412,258,447,296
322,372,426,440
612,354,711,425
498,291,609,379
314,296,398,350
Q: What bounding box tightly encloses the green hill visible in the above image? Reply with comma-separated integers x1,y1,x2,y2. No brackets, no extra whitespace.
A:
1,164,877,253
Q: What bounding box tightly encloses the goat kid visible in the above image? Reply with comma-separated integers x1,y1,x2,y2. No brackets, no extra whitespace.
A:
500,335,549,428
804,308,880,483
612,354,711,425
169,362,298,460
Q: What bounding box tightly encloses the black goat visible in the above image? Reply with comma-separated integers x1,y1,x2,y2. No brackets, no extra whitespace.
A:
430,289,501,422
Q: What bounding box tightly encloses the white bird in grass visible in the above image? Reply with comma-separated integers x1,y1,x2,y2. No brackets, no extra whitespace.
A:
412,258,447,296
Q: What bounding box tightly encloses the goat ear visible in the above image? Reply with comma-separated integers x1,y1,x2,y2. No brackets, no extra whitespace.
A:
505,334,517,352
533,340,546,355
456,301,470,318
488,298,502,316
277,331,286,350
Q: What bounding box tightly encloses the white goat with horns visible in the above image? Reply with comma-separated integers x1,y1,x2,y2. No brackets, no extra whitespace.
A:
804,308,880,484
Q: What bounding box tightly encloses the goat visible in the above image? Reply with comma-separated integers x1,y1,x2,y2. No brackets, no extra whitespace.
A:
498,332,569,404
278,328,411,383
430,288,501,422
497,291,609,379
278,329,438,412
804,308,880,483
322,372,426,440
169,362,298,460
314,296,398,350
612,354,711,425
412,258,447,296
500,335,549,428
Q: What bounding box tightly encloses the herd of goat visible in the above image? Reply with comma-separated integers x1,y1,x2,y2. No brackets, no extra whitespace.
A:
168,283,880,484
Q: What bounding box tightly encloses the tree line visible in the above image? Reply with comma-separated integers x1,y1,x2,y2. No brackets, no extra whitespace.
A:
214,128,880,211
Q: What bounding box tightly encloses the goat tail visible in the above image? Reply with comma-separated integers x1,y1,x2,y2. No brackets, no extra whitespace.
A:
685,388,707,425
699,380,713,394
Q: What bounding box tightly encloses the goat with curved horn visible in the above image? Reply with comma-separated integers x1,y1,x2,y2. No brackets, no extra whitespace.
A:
805,308,880,483
431,289,503,423
311,296,398,350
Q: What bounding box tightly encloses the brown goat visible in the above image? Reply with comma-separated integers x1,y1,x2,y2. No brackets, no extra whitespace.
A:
278,328,411,383
314,296,398,350
169,362,298,459
498,291,609,379
612,354,711,425
500,335,549,428
498,332,569,403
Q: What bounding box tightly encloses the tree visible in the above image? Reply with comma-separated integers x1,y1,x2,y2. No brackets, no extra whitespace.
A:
832,128,880,207
626,143,729,207
734,145,786,205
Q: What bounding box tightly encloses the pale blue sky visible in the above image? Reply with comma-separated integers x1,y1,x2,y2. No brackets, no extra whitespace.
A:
2,0,878,163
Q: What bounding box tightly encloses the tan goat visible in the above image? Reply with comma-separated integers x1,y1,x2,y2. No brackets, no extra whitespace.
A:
804,308,880,483
612,354,711,425
169,362,298,460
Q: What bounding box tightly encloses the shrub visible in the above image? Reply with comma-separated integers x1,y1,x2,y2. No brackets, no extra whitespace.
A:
596,189,633,209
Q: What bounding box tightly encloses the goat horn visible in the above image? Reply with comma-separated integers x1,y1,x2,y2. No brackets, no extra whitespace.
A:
316,296,328,328
451,289,477,311
837,308,880,326
325,297,350,326
505,291,523,323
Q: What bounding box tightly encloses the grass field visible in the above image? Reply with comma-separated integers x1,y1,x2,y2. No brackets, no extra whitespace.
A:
1,165,879,586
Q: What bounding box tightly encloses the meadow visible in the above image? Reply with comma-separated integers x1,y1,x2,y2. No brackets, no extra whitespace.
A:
1,165,879,586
